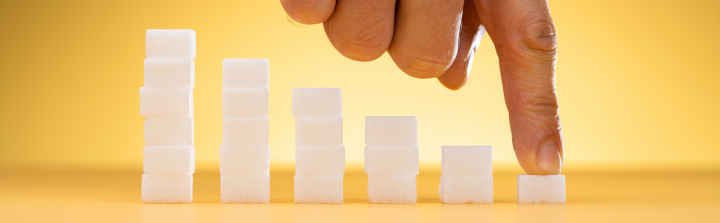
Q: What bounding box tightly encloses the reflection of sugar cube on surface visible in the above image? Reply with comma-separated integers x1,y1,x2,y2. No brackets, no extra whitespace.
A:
295,117,343,146
219,145,270,175
143,145,195,174
223,59,269,88
144,58,195,88
440,175,493,204
365,117,417,146
367,175,416,204
364,146,419,175
146,29,196,59
441,146,492,175
222,117,269,147
221,174,270,204
292,88,342,117
140,87,193,117
294,175,343,204
517,174,566,204
295,146,345,175
144,116,194,145
222,88,268,118
141,174,193,203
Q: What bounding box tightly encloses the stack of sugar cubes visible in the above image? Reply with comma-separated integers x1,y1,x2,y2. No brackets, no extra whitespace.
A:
440,146,493,204
140,29,196,203
220,59,271,204
292,88,345,204
364,117,419,204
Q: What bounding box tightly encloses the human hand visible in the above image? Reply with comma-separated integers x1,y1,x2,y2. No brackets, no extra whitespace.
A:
281,0,562,174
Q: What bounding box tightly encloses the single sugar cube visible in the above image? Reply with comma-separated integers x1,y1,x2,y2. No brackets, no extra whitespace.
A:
295,117,343,146
367,175,416,204
221,174,270,204
292,88,342,117
364,146,419,175
144,58,195,88
146,29,196,59
140,87,193,117
517,174,566,204
141,174,193,203
439,175,493,204
143,145,195,174
223,117,269,147
222,88,268,118
365,117,417,146
219,145,270,175
294,175,343,204
296,146,345,175
223,59,269,88
441,146,492,175
144,116,193,145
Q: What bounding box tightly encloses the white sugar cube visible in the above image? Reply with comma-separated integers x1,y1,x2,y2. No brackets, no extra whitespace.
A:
221,175,270,204
292,88,342,117
146,29,196,59
223,59,269,88
364,146,419,175
144,58,195,88
365,117,417,146
219,145,270,175
223,117,269,147
222,88,268,118
296,146,345,175
367,175,416,204
140,87,193,117
294,175,343,204
143,145,195,174
441,146,492,175
295,117,343,146
439,175,493,204
141,174,193,203
517,175,566,204
144,116,193,145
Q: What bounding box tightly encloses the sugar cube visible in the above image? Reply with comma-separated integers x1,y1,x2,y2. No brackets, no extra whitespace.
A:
223,59,269,88
295,146,345,175
295,117,343,146
143,145,195,174
292,88,342,117
223,117,269,147
141,174,193,203
222,88,268,118
221,175,270,204
364,146,419,175
144,58,195,88
365,117,417,146
144,116,193,145
294,175,343,204
439,175,493,204
517,174,566,204
146,29,196,59
140,87,193,117
441,146,492,175
367,175,416,204
219,145,270,175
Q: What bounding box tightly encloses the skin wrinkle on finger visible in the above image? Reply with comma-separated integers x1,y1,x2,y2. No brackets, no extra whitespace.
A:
325,0,396,61
389,0,464,78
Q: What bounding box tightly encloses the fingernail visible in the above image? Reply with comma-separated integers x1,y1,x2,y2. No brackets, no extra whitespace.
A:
537,141,562,174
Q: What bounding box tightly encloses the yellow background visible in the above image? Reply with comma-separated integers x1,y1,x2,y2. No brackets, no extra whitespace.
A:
1,0,719,173
1,0,720,222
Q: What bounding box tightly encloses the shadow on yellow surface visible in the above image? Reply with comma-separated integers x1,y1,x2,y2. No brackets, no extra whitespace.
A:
1,170,718,222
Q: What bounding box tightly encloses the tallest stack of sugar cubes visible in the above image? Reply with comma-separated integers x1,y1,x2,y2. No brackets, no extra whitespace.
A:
141,30,196,203
220,59,271,204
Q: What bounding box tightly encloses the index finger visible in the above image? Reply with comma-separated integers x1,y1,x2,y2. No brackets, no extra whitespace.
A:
281,0,337,24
